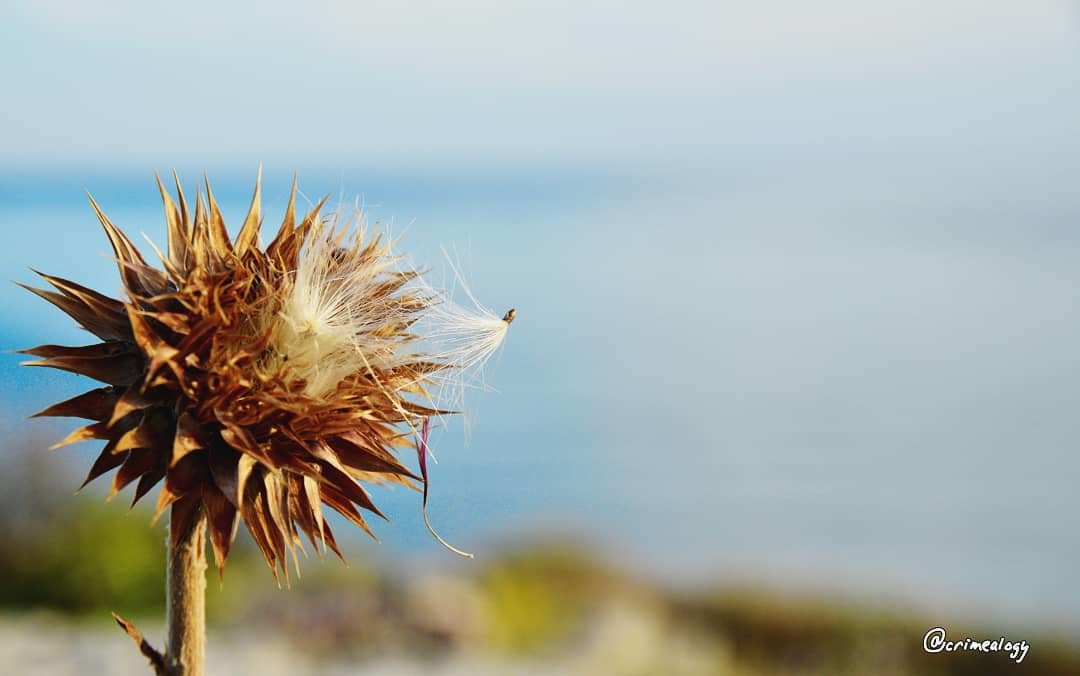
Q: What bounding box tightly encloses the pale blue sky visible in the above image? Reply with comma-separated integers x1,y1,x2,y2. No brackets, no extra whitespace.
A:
2,1,1079,170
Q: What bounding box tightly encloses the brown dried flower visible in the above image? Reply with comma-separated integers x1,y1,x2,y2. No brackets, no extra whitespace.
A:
20,172,511,583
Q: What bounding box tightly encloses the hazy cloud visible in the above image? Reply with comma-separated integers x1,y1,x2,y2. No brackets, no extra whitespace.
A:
2,1,1078,166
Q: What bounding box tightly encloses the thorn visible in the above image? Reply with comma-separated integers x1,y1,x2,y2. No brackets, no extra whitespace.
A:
112,612,166,675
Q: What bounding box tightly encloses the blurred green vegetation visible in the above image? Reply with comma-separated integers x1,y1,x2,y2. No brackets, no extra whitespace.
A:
0,497,165,616
0,435,166,616
477,547,604,653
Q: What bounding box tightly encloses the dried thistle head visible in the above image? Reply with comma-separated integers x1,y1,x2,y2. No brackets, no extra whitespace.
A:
20,172,512,582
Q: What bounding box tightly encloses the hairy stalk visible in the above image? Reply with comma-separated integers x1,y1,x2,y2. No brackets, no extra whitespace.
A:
166,509,207,676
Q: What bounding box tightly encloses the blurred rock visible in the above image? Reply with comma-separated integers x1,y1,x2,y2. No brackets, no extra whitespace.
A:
402,574,486,651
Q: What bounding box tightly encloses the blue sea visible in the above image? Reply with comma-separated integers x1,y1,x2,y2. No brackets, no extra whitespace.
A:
2,161,1078,631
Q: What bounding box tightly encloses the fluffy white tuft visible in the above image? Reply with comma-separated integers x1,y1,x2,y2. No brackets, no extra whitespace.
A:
408,252,512,418
269,214,403,396
267,210,512,409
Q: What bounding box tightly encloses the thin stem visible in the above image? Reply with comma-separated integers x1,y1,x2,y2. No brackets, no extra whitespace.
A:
165,508,207,676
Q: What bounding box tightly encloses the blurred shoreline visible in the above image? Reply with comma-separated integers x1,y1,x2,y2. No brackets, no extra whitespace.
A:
3,543,1079,676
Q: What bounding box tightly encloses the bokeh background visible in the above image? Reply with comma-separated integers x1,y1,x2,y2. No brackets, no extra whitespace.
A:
2,2,1080,674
